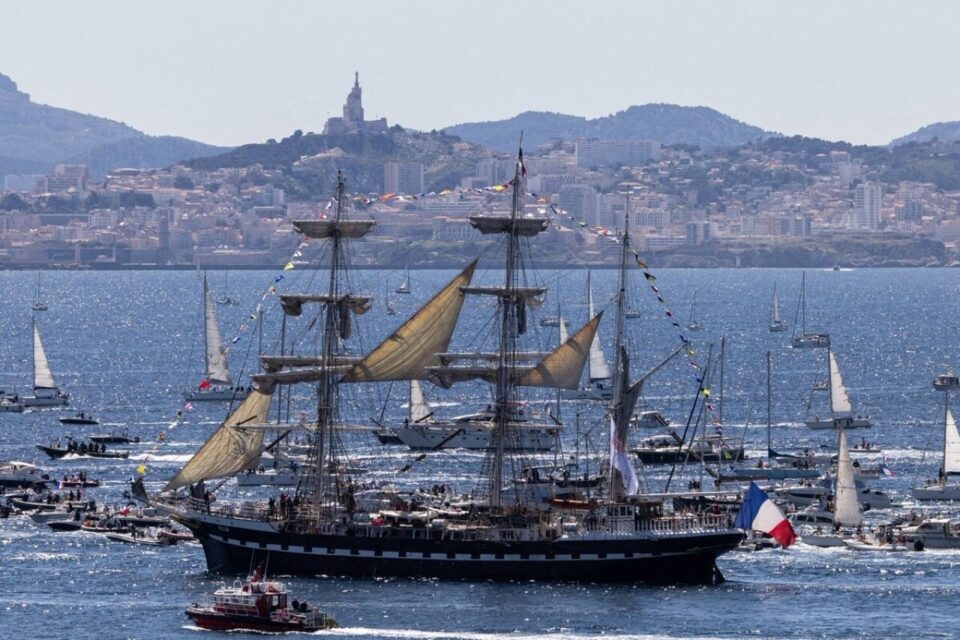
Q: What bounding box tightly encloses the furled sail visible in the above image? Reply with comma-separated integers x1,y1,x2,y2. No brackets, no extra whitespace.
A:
32,320,55,390
834,428,863,527
828,350,852,414
164,388,274,492
260,355,362,373
342,261,477,382
280,294,372,317
293,219,375,239
945,408,960,475
203,276,233,385
586,271,611,382
469,216,548,237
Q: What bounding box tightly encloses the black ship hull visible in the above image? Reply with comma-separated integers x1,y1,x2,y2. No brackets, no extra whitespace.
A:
180,516,742,584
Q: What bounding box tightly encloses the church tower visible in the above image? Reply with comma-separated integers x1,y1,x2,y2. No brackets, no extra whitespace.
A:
343,71,364,126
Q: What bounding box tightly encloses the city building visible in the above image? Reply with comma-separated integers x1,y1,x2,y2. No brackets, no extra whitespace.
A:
575,139,661,169
853,182,882,230
384,161,424,195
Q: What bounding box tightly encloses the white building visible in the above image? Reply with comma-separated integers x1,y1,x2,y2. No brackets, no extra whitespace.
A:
853,182,881,230
575,139,661,169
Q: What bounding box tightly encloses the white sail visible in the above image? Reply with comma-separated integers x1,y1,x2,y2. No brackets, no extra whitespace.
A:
834,428,863,527
945,408,960,475
771,288,781,323
828,350,852,414
587,272,611,382
409,380,432,423
558,316,569,344
33,321,56,390
203,275,233,386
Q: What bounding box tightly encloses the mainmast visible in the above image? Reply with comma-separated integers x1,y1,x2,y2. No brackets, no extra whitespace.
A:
608,214,634,501
310,172,348,514
489,147,525,509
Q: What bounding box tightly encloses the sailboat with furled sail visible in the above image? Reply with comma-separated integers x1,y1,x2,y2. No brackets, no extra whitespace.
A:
147,155,741,584
184,274,250,402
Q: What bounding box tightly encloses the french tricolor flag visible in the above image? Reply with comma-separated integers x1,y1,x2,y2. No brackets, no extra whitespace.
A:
735,482,796,548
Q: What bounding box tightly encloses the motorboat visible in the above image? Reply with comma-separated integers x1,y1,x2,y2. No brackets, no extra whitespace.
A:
0,460,50,488
59,412,99,426
185,564,338,632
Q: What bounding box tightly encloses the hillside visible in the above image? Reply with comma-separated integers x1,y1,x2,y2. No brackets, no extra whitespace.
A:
444,104,771,152
890,121,960,147
185,127,488,198
0,72,227,177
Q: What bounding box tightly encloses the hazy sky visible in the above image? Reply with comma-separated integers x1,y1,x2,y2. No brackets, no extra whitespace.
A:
2,1,958,147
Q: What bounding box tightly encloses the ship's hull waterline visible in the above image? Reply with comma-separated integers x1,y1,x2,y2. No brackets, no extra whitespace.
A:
179,515,742,584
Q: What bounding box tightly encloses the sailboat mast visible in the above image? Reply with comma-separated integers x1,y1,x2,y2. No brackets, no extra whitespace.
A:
607,214,630,499
944,388,950,483
490,151,523,509
827,343,834,419
801,273,807,335
201,274,209,380
766,350,772,456
311,172,347,513
718,337,725,426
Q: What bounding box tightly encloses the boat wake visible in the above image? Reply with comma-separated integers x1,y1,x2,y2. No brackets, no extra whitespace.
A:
327,628,729,640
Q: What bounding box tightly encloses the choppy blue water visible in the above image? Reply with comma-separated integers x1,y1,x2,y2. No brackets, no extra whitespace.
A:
2,266,960,640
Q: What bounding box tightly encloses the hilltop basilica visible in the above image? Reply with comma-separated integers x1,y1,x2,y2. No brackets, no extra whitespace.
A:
323,72,388,135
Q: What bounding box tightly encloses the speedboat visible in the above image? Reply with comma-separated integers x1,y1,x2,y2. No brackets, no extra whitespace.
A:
58,412,99,425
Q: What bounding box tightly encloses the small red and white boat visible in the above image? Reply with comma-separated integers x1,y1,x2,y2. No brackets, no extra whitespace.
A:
185,564,338,633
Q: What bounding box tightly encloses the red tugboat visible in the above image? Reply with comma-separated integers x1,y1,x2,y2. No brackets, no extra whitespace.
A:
185,564,338,633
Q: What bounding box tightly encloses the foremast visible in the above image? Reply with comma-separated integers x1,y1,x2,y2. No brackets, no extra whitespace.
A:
607,213,639,501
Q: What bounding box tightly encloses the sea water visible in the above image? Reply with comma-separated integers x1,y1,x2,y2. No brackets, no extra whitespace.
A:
1,266,959,640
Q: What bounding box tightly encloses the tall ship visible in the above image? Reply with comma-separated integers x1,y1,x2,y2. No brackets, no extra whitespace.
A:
146,157,742,584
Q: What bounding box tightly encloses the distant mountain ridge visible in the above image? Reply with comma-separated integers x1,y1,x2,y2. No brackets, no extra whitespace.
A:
0,72,227,178
890,121,960,147
444,104,773,152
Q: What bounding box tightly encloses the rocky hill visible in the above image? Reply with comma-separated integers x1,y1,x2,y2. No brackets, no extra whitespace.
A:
444,104,772,152
890,121,960,147
0,72,226,178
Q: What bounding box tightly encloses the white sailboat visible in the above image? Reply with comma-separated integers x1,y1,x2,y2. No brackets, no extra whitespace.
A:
22,319,69,408
32,272,47,311
804,346,871,430
395,265,411,294
801,428,863,547
394,379,558,451
560,271,613,401
790,272,829,348
183,274,249,402
384,281,397,316
913,375,960,500
687,291,704,332
768,284,787,332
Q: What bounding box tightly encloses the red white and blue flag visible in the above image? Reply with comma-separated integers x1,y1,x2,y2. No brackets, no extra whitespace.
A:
609,416,638,495
879,464,895,477
735,482,796,548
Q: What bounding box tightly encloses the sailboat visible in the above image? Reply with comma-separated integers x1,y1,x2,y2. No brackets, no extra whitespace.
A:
32,272,47,311
800,427,863,547
395,265,411,294
913,374,960,500
790,272,829,348
146,157,741,584
183,274,250,402
384,281,397,316
391,380,557,451
216,271,239,306
768,284,787,332
804,345,871,430
687,291,704,332
22,319,69,408
560,270,613,401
